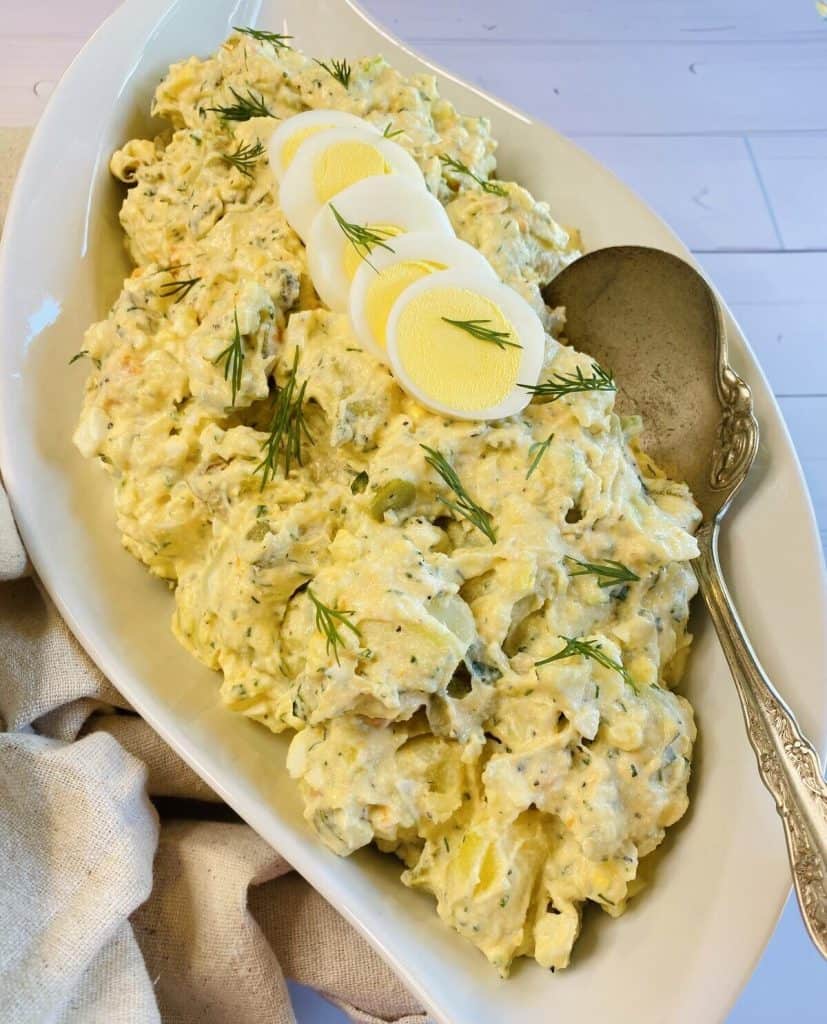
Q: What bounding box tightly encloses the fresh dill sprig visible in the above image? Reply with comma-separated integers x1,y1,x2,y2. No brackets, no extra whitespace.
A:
314,57,352,89
439,154,507,197
441,317,522,351
565,556,640,588
68,349,101,369
536,635,636,691
158,276,201,303
254,348,314,486
383,122,403,138
208,87,275,121
307,587,362,664
213,308,245,406
520,362,616,401
420,444,497,544
234,26,293,51
526,432,554,479
222,138,265,177
329,203,395,270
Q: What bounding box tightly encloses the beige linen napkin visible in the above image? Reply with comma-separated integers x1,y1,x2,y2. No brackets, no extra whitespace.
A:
0,127,428,1024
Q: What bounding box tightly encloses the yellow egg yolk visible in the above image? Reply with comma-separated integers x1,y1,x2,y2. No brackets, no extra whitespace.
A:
281,124,329,169
395,287,521,411
313,141,392,204
341,223,403,280
365,259,447,351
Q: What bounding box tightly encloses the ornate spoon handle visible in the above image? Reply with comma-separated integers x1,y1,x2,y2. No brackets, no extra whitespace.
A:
694,521,827,957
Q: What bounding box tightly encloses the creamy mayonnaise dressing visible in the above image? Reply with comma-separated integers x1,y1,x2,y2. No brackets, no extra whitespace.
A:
75,31,700,975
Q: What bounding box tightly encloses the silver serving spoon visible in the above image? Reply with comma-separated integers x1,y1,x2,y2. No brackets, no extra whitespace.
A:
544,245,827,957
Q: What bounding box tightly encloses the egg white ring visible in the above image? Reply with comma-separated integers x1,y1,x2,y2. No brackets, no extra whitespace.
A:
349,232,496,362
279,126,426,241
268,110,379,184
385,268,545,421
307,177,454,312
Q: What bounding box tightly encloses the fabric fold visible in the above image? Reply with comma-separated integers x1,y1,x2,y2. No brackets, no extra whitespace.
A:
0,732,159,1023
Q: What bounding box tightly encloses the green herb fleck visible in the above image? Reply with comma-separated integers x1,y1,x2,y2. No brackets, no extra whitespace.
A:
68,349,102,370
536,635,636,691
314,57,352,89
159,275,201,303
521,362,616,401
234,26,293,51
255,348,313,485
441,317,521,350
213,307,245,406
222,138,265,177
420,445,496,544
307,587,362,665
526,432,554,479
565,556,640,588
329,203,395,270
208,87,275,121
439,154,507,196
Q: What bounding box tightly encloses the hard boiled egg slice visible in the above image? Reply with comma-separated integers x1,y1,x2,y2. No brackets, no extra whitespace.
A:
386,268,545,420
306,176,454,312
349,232,496,362
268,110,379,184
279,126,425,240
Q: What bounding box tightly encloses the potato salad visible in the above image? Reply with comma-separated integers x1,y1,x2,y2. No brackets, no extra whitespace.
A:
73,28,701,975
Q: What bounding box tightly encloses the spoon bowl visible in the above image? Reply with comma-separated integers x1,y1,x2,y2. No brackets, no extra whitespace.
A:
544,245,827,960
543,245,758,522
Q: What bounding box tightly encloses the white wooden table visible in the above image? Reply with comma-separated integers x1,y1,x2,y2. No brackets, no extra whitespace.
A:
3,2,826,1020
